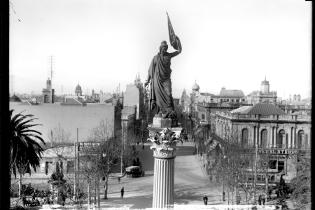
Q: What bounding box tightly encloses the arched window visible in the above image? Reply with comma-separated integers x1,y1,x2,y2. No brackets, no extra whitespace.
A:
260,129,267,148
201,113,205,120
241,128,248,147
277,130,285,148
297,130,304,149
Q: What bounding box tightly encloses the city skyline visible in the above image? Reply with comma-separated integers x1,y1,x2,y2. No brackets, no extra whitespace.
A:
10,0,311,99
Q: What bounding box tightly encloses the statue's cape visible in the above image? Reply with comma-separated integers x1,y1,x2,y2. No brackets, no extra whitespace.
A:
148,53,173,112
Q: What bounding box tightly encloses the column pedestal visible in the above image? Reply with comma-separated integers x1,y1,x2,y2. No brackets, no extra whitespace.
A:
152,145,175,208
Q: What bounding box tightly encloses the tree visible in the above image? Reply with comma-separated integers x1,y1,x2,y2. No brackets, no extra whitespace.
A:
290,153,311,210
79,121,121,204
48,124,71,147
9,110,45,198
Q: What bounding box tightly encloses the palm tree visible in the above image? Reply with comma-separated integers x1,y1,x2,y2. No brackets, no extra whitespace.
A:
9,110,45,198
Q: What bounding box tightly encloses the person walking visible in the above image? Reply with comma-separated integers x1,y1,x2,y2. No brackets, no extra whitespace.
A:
262,193,266,205
121,187,124,199
258,195,262,205
203,195,208,205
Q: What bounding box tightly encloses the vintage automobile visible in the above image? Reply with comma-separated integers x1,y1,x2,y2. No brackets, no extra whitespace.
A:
125,166,145,178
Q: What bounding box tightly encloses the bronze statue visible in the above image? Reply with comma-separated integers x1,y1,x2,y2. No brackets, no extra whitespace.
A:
145,38,182,120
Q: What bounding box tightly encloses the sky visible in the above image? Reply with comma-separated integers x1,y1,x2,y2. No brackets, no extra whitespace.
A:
9,0,312,99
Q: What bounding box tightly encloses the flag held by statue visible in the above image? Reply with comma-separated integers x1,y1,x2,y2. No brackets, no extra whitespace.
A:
167,12,180,50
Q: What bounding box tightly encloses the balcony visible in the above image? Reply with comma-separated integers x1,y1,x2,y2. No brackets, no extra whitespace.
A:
216,112,311,122
240,144,311,155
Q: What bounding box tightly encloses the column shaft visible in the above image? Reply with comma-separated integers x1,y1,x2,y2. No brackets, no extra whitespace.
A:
153,157,175,208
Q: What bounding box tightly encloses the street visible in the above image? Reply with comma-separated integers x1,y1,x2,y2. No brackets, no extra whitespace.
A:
95,142,223,209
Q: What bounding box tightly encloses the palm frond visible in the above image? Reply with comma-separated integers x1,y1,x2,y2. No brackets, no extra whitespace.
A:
9,109,45,177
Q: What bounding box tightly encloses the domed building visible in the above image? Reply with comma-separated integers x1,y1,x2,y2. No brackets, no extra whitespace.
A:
192,81,200,93
75,84,82,96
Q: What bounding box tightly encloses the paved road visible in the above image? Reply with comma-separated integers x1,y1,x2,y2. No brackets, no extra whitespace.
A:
95,142,223,209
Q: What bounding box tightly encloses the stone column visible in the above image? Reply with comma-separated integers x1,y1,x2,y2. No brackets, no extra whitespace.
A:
148,123,182,209
151,144,176,208
273,126,277,148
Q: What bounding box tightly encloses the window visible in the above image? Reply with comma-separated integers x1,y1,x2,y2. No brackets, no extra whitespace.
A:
297,130,304,149
278,161,284,172
260,129,267,148
201,114,205,120
269,160,277,169
45,161,53,175
277,130,285,148
67,161,74,173
241,128,248,147
59,161,63,173
269,175,275,182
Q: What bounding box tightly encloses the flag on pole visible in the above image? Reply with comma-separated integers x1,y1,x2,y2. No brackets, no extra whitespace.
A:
167,12,180,50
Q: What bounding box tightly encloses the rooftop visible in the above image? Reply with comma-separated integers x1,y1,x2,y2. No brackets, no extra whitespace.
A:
231,103,286,115
219,88,244,97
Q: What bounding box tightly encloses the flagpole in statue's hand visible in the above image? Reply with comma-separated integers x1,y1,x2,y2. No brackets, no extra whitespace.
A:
166,12,181,51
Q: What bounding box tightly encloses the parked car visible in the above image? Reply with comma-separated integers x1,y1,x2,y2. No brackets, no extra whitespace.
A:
125,166,145,178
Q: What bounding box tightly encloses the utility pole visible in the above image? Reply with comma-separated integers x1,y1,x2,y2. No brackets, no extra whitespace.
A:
74,128,79,201
73,132,76,201
50,55,54,103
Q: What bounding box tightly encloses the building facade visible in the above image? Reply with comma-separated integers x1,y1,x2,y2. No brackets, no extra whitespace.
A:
211,103,311,183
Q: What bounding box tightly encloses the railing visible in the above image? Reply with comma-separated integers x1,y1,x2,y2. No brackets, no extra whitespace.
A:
216,112,311,122
228,143,311,155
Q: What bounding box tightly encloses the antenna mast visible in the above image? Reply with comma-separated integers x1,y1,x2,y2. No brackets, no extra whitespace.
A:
50,55,54,103
50,55,53,81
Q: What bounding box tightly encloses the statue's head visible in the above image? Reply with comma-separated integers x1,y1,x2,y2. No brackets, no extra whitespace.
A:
159,41,168,54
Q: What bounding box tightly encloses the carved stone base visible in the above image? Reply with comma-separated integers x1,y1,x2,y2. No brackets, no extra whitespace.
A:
153,116,172,128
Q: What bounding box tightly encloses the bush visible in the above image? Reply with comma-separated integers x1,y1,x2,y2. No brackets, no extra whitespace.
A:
10,185,19,197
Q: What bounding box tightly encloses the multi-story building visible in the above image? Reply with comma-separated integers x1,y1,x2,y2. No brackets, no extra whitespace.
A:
211,103,311,184
215,87,245,104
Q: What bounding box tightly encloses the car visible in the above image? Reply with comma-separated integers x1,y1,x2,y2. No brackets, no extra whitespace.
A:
125,166,145,178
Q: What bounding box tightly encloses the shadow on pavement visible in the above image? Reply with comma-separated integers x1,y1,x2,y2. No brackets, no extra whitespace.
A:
174,190,205,205
101,195,152,209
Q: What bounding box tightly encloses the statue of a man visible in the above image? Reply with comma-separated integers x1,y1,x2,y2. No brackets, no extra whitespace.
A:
145,38,182,120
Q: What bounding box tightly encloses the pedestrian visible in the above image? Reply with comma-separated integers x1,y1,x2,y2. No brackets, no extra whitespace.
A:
121,187,124,198
222,191,225,201
118,177,121,183
142,144,145,150
258,195,262,205
203,195,208,205
262,193,266,205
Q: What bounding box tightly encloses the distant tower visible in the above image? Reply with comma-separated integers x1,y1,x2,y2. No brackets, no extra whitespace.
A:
42,77,54,103
260,76,270,94
192,80,200,93
134,73,143,89
75,84,82,96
